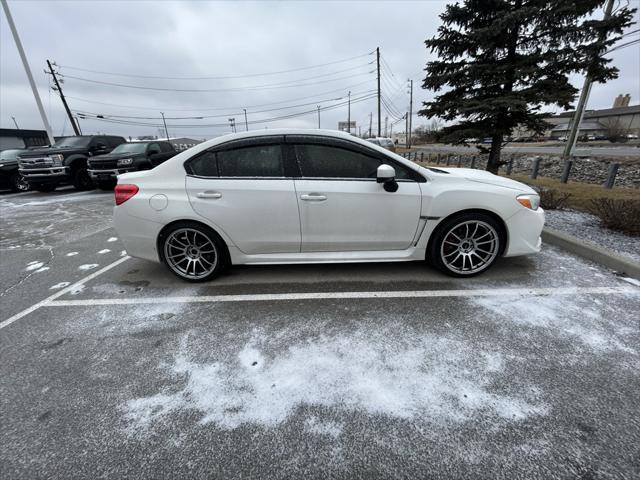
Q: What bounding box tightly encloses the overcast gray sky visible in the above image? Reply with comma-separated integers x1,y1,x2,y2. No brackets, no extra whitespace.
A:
1,0,639,140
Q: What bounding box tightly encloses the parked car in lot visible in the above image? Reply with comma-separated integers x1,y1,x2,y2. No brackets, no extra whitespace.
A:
114,129,544,281
366,137,396,152
18,135,126,192
87,140,177,189
0,149,30,192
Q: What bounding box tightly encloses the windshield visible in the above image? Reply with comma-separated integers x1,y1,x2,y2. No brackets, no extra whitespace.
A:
110,143,148,154
0,149,24,161
53,136,92,148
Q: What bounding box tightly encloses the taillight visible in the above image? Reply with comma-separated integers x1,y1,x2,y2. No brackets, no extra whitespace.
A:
115,184,139,205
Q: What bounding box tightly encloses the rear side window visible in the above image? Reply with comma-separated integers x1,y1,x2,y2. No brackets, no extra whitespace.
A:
189,151,218,177
160,142,175,152
217,145,283,177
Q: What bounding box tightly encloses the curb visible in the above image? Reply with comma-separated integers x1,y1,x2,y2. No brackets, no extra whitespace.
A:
542,227,640,280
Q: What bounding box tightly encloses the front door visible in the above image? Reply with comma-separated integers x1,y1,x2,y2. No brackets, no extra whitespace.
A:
291,142,422,252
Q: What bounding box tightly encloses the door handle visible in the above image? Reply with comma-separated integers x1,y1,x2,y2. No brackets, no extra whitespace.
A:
196,191,222,199
300,194,327,201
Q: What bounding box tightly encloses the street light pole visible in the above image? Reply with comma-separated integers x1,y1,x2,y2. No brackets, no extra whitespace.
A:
1,0,54,145
11,116,19,129
347,91,351,134
317,105,321,128
243,109,248,131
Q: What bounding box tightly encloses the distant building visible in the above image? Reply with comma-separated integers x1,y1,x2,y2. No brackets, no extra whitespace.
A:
0,128,50,151
546,103,640,139
134,136,203,151
613,94,631,108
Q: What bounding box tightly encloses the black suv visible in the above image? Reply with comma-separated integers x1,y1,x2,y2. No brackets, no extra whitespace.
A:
0,149,30,192
87,140,177,189
18,135,126,192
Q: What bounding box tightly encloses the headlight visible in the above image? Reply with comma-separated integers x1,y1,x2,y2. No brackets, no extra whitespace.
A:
117,158,133,166
49,154,64,166
516,194,540,210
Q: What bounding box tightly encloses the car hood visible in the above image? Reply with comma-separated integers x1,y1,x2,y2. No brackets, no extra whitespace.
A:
18,147,86,158
91,152,144,162
428,167,536,193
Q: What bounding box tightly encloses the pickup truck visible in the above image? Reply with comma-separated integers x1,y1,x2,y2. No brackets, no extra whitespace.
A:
87,140,177,189
0,149,30,192
18,135,126,191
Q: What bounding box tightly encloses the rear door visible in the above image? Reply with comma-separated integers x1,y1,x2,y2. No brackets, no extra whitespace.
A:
289,136,423,252
185,137,301,254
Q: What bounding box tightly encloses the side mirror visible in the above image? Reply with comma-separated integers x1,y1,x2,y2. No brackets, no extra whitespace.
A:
376,164,398,192
94,143,107,151
148,149,160,156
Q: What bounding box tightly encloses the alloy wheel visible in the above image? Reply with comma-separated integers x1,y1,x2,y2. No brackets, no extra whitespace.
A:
163,228,218,280
440,220,499,275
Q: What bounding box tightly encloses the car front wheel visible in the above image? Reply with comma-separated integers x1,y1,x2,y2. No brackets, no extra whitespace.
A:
10,172,30,192
428,212,502,277
161,223,226,282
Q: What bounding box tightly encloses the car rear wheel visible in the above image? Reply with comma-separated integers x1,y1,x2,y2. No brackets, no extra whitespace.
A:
161,223,226,282
428,212,502,277
10,172,30,192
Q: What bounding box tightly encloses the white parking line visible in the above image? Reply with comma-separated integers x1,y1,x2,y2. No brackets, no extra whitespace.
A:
45,286,638,307
0,256,130,330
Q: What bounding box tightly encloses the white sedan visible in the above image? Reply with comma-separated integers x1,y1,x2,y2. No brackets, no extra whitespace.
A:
113,129,544,281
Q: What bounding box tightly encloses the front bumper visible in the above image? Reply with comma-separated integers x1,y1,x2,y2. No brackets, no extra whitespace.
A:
88,168,133,181
18,166,70,184
503,207,545,257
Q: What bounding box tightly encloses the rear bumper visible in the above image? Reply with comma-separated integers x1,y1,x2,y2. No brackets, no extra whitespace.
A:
113,206,163,263
503,207,545,257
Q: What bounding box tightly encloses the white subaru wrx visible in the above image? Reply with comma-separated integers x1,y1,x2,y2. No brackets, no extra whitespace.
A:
113,129,544,282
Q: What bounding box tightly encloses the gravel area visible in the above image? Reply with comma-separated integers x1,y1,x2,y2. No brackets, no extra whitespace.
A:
545,208,640,263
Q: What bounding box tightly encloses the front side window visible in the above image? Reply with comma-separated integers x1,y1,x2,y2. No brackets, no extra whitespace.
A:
294,144,410,179
217,144,283,177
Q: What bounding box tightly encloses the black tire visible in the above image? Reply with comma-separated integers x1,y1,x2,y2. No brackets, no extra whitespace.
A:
72,166,94,190
97,181,116,191
33,184,56,193
10,172,30,192
428,212,504,277
159,221,228,282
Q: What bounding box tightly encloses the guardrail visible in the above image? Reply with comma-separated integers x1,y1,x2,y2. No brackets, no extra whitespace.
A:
400,151,626,189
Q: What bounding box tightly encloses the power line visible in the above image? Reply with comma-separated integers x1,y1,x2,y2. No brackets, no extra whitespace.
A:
57,51,374,80
64,80,376,112
61,70,375,93
72,89,377,120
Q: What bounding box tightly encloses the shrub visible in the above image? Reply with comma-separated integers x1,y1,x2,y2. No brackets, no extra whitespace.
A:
587,198,640,235
537,188,572,210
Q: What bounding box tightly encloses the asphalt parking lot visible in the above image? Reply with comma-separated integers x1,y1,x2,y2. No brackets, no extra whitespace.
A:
1,188,639,479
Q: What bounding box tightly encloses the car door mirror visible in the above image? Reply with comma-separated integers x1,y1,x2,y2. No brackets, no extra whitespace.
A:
376,164,398,192
148,149,160,156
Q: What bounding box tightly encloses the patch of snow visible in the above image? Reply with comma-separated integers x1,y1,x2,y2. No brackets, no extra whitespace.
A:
621,277,640,287
35,266,50,273
78,264,99,271
25,261,44,271
305,416,343,438
69,284,85,295
122,332,546,434
107,237,118,242
97,249,111,254
66,252,79,257
120,250,127,257
50,282,71,290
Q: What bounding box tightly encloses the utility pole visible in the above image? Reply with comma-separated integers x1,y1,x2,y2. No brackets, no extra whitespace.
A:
405,113,409,147
407,79,413,148
368,112,373,138
243,109,248,131
11,116,19,129
228,118,236,133
562,0,614,159
160,112,170,139
2,0,54,145
384,115,388,137
74,115,82,135
347,91,351,134
376,47,381,137
317,105,321,128
47,60,80,136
